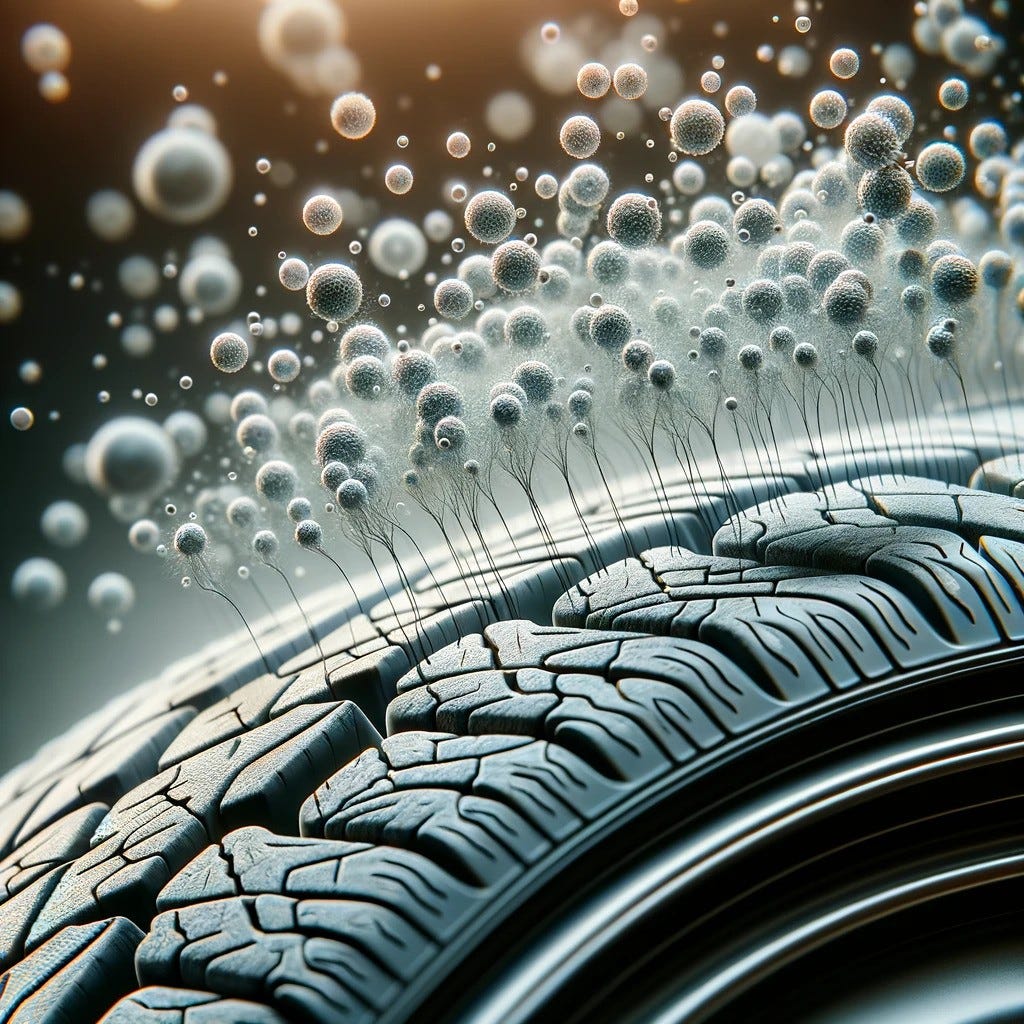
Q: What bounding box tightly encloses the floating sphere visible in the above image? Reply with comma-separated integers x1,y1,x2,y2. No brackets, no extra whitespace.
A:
857,165,913,219
416,382,463,425
969,121,1007,160
87,572,135,615
0,191,31,241
485,91,535,142
622,340,654,373
670,99,725,155
306,262,362,321
446,131,471,159
938,77,968,110
829,47,860,79
302,194,343,234
504,305,548,348
12,557,67,611
683,220,730,269
340,323,389,362
606,193,661,249
742,279,784,323
434,278,474,320
132,128,233,225
268,349,301,383
931,254,978,305
577,61,611,98
255,460,299,503
164,410,208,457
823,277,869,325
513,360,557,402
590,304,633,351
368,218,428,277
173,522,207,557
465,190,517,244
391,350,437,398
915,142,965,193
279,257,309,291
866,94,914,144
844,113,901,170
733,198,780,244
385,164,414,195
673,161,706,196
809,90,847,130
0,283,22,324
128,518,160,552
896,199,939,245
559,115,601,159
21,23,70,73
85,416,178,497
346,355,387,398
725,85,757,117
613,62,648,100
179,252,241,315
41,500,88,548
330,91,376,139
210,331,249,373
86,190,135,242
492,240,541,293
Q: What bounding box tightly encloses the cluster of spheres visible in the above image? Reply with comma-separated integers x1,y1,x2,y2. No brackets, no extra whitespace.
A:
3,0,1023,650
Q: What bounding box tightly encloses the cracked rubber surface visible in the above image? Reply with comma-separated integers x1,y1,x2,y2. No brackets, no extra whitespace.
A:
1,419,1023,1023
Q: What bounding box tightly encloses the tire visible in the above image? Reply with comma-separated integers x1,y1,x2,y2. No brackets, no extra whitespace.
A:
1,419,1023,1024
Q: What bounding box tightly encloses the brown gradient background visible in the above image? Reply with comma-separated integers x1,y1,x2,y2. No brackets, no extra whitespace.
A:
0,0,1009,773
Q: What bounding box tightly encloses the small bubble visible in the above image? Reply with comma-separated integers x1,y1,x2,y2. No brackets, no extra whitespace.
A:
179,375,192,390
172,84,188,102
256,157,271,174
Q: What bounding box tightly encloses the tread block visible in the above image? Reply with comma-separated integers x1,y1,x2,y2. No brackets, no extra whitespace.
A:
101,986,289,1023
0,917,143,1023
2,702,381,968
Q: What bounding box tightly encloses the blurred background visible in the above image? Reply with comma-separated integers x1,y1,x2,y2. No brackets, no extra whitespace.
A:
0,0,1013,772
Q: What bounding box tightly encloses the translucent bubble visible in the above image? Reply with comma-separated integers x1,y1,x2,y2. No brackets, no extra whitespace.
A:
559,115,601,160
39,71,70,103
163,409,208,457
619,0,639,14
385,163,414,195
132,127,232,225
306,261,363,321
0,191,31,242
21,23,71,73
969,121,1007,160
210,331,249,373
40,500,88,548
0,282,22,324
795,16,811,32
10,406,34,431
330,91,376,139
88,572,135,615
670,99,725,156
86,190,135,242
118,255,160,300
535,173,558,199
810,90,847,130
279,256,310,291
302,193,343,234
577,62,611,99
368,218,428,277
85,416,178,497
672,160,706,196
12,557,66,611
485,91,535,142
178,251,241,315
777,45,811,78
128,518,160,552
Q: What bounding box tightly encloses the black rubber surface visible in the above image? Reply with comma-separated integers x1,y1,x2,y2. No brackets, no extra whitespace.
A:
1,415,1023,1023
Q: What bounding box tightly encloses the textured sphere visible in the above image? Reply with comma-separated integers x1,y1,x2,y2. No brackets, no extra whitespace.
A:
857,165,913,219
559,115,601,159
465,190,517,245
606,193,661,249
306,262,362,321
670,99,725,155
577,61,611,99
844,113,901,170
491,240,541,293
915,142,965,193
330,91,376,139
931,254,978,305
210,331,249,373
302,194,343,234
683,220,730,269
